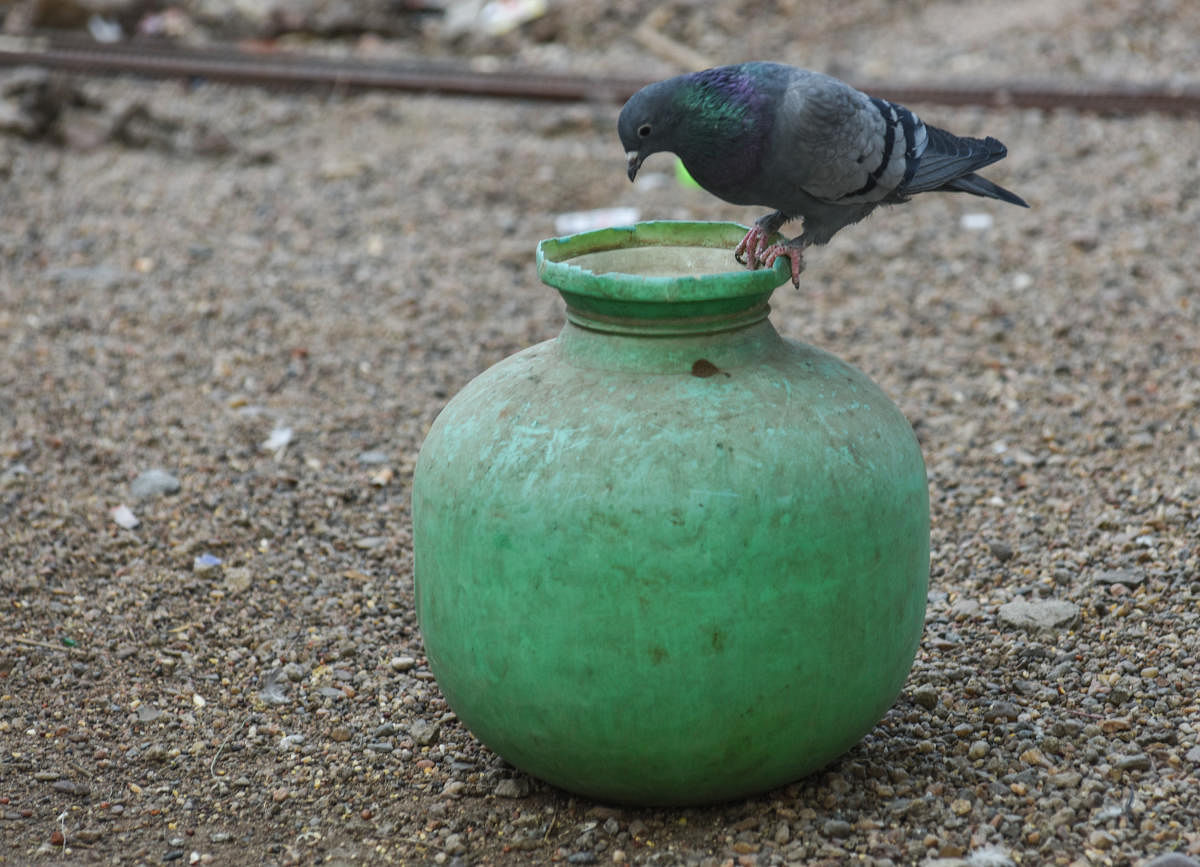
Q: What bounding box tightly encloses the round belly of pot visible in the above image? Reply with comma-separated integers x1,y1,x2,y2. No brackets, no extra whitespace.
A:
412,221,929,806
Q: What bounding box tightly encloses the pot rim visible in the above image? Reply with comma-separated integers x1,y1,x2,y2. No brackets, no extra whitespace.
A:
536,221,791,305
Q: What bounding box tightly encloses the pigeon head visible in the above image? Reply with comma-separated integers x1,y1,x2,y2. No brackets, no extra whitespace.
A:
618,66,774,185
618,79,685,181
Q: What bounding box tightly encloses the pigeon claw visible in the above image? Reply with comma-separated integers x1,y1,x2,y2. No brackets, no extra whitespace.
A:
761,242,807,289
733,224,774,269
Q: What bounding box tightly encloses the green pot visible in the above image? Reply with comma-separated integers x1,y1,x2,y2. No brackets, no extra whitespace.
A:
412,221,929,806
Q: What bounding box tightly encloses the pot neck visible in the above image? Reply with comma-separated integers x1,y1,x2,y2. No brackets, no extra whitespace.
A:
555,314,783,373
563,299,772,337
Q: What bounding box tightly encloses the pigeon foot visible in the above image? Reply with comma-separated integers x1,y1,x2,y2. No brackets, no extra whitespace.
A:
734,222,775,269
761,241,808,289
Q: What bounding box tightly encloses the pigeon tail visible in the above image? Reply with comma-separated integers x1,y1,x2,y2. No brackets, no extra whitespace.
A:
941,173,1030,207
904,126,1011,196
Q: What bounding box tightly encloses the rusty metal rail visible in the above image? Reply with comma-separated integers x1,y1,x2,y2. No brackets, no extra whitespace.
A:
2,33,1198,114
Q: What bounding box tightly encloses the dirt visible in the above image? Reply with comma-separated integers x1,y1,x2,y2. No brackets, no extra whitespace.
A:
2,1,1199,865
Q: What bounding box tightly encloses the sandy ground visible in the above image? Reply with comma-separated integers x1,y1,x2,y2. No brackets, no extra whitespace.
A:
2,1,1199,864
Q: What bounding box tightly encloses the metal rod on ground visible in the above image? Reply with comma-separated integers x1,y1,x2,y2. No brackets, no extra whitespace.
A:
1,33,1198,115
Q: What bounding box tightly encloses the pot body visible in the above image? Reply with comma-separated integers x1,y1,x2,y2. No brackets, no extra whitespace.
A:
412,223,929,805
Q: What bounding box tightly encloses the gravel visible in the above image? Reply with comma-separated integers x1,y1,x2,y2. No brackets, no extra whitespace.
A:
2,1,1199,864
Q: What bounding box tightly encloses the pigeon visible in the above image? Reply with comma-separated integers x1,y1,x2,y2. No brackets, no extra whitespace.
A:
618,62,1028,287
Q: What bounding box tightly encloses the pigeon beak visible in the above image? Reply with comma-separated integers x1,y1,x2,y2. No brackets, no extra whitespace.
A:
625,151,642,182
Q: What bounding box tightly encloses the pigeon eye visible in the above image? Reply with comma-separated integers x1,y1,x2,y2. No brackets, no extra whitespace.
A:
637,123,652,138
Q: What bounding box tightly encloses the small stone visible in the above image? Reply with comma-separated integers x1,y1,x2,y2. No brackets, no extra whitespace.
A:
261,426,293,453
1048,771,1082,788
568,853,597,864
193,553,222,573
948,597,981,619
1114,753,1151,771
912,685,939,710
822,819,853,838
1093,568,1145,587
1049,807,1075,829
223,567,253,594
997,599,1079,631
278,734,304,751
1020,747,1052,768
969,741,989,760
983,701,1020,722
410,719,438,746
495,777,530,798
1087,829,1116,850
111,504,140,530
989,541,1014,561
130,468,181,500
357,450,389,464
773,821,790,844
441,781,467,798
210,832,233,843
53,779,90,796
731,841,759,854
329,727,352,742
135,705,163,722
950,798,972,816
390,656,417,672
444,833,467,855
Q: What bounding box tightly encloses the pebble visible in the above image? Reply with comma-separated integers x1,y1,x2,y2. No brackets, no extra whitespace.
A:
261,426,293,453
822,819,853,838
111,504,140,530
409,719,439,746
354,536,388,549
988,541,1014,561
222,567,253,594
494,778,530,798
130,468,180,500
1114,753,1151,771
997,599,1080,631
390,656,417,672
193,553,222,573
912,685,939,710
1093,568,1146,586
52,779,90,795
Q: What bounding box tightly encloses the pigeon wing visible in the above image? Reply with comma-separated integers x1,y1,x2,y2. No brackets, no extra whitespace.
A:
764,74,924,206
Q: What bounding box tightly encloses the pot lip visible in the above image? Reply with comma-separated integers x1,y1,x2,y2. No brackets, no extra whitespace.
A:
536,221,790,303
